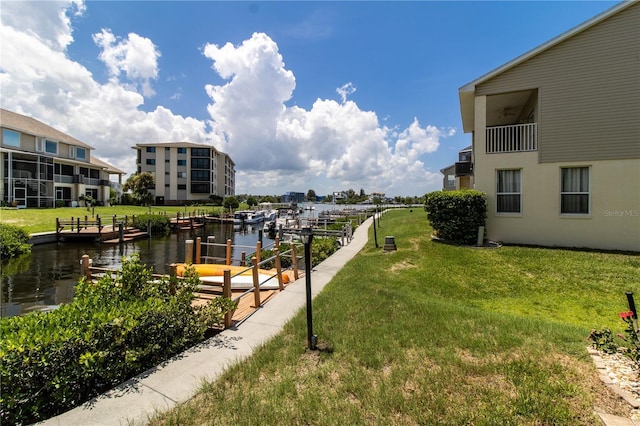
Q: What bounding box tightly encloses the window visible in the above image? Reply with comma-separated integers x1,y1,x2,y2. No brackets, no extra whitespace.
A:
177,171,187,178
76,147,86,160
177,147,187,154
496,169,521,213
2,129,20,147
177,184,187,190
146,159,156,165
165,171,170,175
146,147,156,153
561,167,589,214
45,139,58,154
36,137,43,152
191,183,210,193
56,163,74,176
69,146,75,158
191,158,209,169
177,159,186,166
165,147,170,151
191,170,210,181
459,151,471,162
191,147,210,157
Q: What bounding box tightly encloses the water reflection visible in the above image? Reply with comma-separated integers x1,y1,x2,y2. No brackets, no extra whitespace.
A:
1,222,267,317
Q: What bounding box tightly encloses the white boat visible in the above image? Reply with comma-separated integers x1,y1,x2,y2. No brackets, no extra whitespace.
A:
264,207,298,234
246,210,266,224
234,209,267,226
262,210,277,232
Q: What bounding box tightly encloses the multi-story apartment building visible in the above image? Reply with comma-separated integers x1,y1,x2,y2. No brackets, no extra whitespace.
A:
0,109,124,208
134,142,235,205
457,1,639,252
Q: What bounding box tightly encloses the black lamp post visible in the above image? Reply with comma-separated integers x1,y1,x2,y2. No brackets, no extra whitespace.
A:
301,226,317,350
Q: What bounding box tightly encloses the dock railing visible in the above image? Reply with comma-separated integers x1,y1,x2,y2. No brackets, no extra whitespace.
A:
79,236,300,329
57,214,132,237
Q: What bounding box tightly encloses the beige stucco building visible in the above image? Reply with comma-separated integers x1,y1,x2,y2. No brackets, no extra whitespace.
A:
458,1,639,252
134,142,235,205
0,109,124,208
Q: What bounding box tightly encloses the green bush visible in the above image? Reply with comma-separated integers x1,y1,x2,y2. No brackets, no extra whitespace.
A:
424,190,487,245
258,242,294,270
0,223,32,260
310,237,340,266
133,213,170,234
257,238,339,270
0,254,236,425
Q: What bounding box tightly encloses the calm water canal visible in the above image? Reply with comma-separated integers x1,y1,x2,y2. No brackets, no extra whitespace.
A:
1,222,269,317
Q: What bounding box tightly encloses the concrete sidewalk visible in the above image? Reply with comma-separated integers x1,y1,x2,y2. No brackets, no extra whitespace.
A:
41,217,373,426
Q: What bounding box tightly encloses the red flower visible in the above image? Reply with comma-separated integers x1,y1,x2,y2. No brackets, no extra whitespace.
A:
619,311,635,319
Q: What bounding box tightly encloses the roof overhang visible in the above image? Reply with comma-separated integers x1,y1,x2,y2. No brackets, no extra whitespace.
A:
457,0,634,135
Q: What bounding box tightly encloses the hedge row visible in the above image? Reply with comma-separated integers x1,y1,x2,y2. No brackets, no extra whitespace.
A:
258,238,340,270
424,190,487,245
132,213,170,234
0,254,237,425
0,223,31,260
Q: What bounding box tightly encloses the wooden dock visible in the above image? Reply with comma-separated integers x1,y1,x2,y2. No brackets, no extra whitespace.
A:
79,234,301,329
191,280,288,326
56,215,148,243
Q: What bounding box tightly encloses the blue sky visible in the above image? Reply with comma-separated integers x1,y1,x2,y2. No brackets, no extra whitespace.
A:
0,1,619,196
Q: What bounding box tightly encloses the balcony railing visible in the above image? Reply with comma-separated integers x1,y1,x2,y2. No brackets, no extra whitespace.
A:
486,123,537,154
55,175,74,183
455,161,473,176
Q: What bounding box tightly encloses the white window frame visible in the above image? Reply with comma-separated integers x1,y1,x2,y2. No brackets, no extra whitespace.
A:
45,139,58,155
496,169,522,214
36,137,44,152
560,167,590,215
76,147,86,160
2,129,20,147
69,146,75,158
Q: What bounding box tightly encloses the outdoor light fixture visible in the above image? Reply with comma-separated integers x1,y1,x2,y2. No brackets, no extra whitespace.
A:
301,226,317,350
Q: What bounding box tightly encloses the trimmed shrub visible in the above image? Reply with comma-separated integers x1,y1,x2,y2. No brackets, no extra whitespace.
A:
0,223,31,260
424,190,487,245
133,213,170,234
257,238,340,270
311,237,341,266
0,254,236,425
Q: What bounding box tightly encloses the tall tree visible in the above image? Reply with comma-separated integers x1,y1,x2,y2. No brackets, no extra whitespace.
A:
306,189,317,202
246,196,258,207
123,172,155,206
223,196,240,212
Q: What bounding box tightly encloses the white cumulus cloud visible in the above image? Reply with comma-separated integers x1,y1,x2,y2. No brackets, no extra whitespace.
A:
93,29,160,97
1,3,451,196
202,33,450,195
0,0,84,51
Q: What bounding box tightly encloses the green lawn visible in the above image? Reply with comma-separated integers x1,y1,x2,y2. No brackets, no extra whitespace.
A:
150,209,639,425
0,205,226,234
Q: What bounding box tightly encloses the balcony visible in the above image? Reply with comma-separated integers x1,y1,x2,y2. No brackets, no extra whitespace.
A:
455,161,473,177
486,123,537,154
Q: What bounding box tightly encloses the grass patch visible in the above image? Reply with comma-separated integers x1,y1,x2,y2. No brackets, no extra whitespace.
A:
0,205,225,234
148,209,638,425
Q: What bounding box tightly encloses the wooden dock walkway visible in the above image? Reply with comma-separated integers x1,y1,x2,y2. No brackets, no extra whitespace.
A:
56,215,148,243
79,233,301,329
57,224,148,243
191,282,287,325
